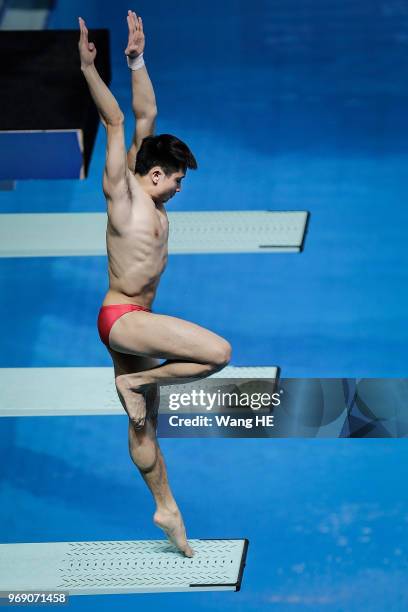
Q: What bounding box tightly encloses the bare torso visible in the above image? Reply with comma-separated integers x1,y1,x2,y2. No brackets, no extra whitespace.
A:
102,172,169,308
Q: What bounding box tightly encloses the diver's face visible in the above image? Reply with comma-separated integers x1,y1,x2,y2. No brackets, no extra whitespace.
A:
160,170,185,203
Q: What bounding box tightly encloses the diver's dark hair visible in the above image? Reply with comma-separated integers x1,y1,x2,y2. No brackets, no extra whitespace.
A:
135,134,198,176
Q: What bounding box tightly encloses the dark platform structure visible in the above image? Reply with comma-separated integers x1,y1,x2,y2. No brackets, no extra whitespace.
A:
0,29,110,180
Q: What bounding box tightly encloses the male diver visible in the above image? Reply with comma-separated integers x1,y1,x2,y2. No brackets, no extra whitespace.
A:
78,11,231,557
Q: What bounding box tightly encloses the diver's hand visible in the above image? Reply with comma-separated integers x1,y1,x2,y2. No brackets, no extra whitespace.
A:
125,10,145,58
78,17,97,69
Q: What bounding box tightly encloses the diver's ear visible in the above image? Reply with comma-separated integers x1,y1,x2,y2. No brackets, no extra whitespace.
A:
150,166,165,185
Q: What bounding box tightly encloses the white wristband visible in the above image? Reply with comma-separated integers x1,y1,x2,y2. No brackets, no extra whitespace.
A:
127,53,145,70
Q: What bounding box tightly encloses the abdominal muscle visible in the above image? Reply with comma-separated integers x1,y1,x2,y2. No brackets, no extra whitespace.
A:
101,200,169,309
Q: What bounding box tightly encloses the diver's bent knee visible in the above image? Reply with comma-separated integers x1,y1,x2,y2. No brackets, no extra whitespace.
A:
210,340,232,370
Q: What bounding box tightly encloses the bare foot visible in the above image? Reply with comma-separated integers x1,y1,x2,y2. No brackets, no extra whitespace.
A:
116,377,146,429
153,508,194,557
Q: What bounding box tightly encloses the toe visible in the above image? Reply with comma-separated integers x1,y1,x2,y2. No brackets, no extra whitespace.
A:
183,544,194,557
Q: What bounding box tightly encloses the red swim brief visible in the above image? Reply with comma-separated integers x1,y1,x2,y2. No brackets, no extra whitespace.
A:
97,303,151,347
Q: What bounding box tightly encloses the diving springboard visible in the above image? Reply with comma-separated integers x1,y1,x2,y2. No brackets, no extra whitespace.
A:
0,366,278,417
0,539,249,594
0,211,309,256
1,7,50,30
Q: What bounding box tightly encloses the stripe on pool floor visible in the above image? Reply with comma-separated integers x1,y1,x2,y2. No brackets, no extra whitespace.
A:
0,366,278,416
0,211,309,256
